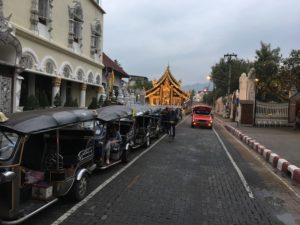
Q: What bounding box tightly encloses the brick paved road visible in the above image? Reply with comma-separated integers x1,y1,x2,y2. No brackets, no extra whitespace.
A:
40,117,288,225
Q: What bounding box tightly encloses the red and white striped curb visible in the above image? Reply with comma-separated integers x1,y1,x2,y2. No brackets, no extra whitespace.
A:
224,124,300,184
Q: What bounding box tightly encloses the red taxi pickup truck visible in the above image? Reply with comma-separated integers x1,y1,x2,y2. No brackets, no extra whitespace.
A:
191,105,213,129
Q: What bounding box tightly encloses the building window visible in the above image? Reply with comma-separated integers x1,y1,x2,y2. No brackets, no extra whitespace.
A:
63,65,72,78
20,54,35,70
45,60,55,74
91,19,102,56
88,73,94,83
68,1,83,48
77,69,84,81
31,0,53,34
96,75,101,85
38,0,50,25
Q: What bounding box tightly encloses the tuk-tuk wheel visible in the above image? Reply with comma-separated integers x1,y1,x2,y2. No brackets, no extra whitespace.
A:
144,136,151,148
122,148,130,163
72,174,88,201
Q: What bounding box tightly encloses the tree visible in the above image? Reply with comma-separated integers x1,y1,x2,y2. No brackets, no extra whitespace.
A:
64,96,73,107
279,49,300,97
53,93,62,107
211,58,252,98
88,97,98,109
203,92,216,106
24,95,39,111
98,95,104,107
103,97,111,106
39,91,49,108
254,41,282,101
71,98,78,107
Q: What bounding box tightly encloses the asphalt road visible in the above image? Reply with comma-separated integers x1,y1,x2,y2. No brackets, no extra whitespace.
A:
22,116,300,225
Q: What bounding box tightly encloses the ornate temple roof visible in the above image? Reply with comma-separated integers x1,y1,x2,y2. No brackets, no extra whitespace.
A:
146,66,189,99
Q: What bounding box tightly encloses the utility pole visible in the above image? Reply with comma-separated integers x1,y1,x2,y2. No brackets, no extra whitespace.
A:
224,53,237,95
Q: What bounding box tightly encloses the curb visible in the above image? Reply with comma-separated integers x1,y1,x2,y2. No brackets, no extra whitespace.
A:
224,124,300,184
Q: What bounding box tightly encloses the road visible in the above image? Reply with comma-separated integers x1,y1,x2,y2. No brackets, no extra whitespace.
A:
22,116,300,225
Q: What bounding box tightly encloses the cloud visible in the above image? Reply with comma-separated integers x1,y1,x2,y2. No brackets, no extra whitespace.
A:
102,0,300,84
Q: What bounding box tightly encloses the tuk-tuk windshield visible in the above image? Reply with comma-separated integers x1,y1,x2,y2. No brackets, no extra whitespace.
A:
0,131,19,161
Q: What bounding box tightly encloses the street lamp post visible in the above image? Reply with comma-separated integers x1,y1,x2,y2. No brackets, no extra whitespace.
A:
224,53,237,95
224,53,237,118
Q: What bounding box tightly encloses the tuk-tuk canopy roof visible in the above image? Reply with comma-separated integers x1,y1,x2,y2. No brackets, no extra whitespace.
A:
96,104,163,122
0,108,95,134
96,105,133,122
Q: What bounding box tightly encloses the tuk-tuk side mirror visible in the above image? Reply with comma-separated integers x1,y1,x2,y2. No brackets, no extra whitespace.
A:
0,171,16,183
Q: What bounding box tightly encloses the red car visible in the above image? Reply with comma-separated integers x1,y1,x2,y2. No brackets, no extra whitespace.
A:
191,105,213,129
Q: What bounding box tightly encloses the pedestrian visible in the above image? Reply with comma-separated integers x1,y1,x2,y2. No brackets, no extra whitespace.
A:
169,108,177,138
161,107,170,133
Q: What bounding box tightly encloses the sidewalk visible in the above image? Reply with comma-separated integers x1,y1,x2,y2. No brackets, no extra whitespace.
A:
214,115,300,183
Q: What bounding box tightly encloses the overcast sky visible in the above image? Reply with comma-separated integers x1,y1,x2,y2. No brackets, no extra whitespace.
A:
102,0,300,85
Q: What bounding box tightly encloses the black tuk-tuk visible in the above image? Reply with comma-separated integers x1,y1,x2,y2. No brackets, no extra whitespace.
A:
93,105,133,169
0,108,96,224
127,104,154,149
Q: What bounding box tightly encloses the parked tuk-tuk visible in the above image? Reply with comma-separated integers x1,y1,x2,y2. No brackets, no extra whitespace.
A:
0,108,96,224
93,105,133,169
127,104,153,149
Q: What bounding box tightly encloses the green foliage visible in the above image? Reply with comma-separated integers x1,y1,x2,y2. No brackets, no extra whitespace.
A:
103,97,111,106
64,95,73,107
53,93,62,107
24,95,39,111
98,95,104,107
72,98,78,107
254,41,282,102
211,58,252,98
279,49,300,99
88,97,98,109
39,91,49,108
130,79,153,91
203,92,215,106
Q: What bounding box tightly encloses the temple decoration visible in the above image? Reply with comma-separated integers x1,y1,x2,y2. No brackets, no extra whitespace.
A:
146,66,189,106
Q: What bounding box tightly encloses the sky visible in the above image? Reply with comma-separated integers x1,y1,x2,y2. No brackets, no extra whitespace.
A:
101,0,300,85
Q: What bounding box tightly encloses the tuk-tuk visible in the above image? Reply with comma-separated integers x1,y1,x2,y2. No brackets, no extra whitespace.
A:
0,108,96,224
128,104,153,149
141,105,163,139
94,105,133,169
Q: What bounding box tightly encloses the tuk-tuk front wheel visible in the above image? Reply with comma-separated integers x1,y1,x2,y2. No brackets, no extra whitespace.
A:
72,174,88,201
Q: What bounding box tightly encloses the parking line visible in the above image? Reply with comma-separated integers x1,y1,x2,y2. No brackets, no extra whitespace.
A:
213,128,255,199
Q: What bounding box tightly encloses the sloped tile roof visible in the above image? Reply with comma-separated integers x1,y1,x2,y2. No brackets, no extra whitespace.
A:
103,53,129,77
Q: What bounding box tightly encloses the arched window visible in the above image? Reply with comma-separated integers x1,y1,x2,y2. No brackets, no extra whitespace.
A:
20,54,35,70
77,69,84,81
96,75,101,85
88,72,94,83
63,65,72,78
45,60,55,74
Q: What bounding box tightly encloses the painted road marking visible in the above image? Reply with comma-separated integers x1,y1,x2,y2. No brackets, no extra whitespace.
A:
51,116,189,225
213,128,255,199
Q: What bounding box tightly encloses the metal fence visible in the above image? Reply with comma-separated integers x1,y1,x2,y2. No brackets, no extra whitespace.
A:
255,101,289,127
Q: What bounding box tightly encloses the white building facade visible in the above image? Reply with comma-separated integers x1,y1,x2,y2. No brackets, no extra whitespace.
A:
0,0,105,113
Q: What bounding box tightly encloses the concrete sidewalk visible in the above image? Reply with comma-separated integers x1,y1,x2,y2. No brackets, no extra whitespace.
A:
215,115,300,183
